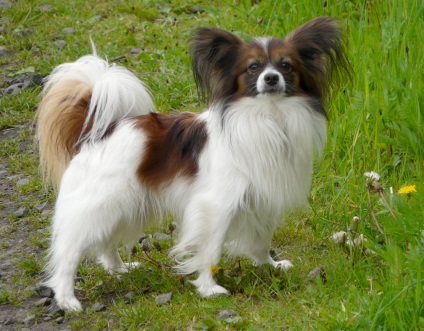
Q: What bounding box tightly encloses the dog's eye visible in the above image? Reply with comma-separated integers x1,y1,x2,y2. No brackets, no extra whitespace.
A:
248,63,259,73
281,61,292,73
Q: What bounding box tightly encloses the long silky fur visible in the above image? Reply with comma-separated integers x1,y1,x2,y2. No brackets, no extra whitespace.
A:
36,55,155,189
36,17,350,312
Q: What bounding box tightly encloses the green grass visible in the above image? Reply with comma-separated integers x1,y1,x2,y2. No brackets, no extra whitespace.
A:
0,0,423,330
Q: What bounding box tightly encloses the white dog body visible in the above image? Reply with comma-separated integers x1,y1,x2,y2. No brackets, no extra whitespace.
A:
37,17,348,311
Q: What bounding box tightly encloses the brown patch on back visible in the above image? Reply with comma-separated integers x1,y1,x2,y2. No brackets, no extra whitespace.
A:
134,112,208,190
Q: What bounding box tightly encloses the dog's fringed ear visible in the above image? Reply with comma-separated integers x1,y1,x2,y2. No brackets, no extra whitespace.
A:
285,17,351,101
190,28,243,104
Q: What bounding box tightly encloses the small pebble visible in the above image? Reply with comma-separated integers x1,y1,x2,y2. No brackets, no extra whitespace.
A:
3,317,15,325
33,202,48,212
62,27,74,35
54,40,66,49
22,314,36,326
130,47,142,54
35,284,55,298
141,238,150,252
190,5,201,13
0,46,11,58
36,4,54,12
307,265,327,284
22,73,43,89
0,1,12,10
155,292,172,305
16,178,29,187
92,302,106,312
216,310,237,320
124,291,134,304
56,316,65,324
35,297,52,307
14,206,29,218
6,84,21,95
41,209,53,217
153,232,171,241
47,302,65,317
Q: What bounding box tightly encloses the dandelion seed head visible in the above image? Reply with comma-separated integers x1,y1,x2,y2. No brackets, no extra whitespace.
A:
364,171,380,181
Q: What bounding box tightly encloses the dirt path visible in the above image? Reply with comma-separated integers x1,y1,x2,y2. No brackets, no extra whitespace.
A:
0,124,77,330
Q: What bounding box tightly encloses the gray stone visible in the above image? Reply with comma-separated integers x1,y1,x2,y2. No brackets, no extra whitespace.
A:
190,5,201,13
22,73,43,89
36,4,54,11
0,170,8,178
34,201,48,212
47,302,65,317
130,47,142,54
153,232,171,241
0,1,12,9
16,178,29,187
35,283,55,298
62,27,74,34
92,302,106,312
41,209,53,217
6,84,22,95
307,265,326,284
0,25,6,33
155,292,172,305
0,46,11,58
35,297,52,306
141,238,150,252
54,40,66,48
22,314,36,326
14,206,29,218
56,316,64,324
217,310,237,320
3,317,15,325
124,291,134,304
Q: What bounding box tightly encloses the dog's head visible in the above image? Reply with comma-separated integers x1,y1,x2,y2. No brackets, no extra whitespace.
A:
190,17,350,107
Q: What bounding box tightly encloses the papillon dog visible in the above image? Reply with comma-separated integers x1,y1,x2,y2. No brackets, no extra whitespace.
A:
36,17,349,311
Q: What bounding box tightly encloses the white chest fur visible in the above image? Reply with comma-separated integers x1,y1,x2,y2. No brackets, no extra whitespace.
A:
207,96,327,216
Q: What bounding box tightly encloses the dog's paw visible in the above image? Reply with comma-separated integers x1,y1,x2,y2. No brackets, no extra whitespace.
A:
274,259,293,271
107,262,141,274
199,284,229,298
56,296,83,312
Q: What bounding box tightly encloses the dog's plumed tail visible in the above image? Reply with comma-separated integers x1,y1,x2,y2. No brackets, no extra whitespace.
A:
36,55,155,189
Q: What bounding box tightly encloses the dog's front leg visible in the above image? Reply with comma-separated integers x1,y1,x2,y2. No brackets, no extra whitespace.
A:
172,197,234,297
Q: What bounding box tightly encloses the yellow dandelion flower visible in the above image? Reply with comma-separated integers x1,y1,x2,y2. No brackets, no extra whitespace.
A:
210,265,221,274
398,185,417,195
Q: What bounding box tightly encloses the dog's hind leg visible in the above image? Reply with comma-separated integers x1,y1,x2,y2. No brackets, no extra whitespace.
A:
99,245,140,274
44,189,131,311
44,218,88,312
246,224,293,271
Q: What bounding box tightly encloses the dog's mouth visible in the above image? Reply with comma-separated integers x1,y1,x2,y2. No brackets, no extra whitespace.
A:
257,88,285,97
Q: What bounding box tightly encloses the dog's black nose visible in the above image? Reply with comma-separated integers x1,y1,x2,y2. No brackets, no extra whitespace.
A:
264,73,279,86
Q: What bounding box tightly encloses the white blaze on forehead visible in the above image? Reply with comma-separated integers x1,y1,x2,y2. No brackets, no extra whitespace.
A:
254,37,272,51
